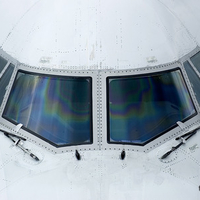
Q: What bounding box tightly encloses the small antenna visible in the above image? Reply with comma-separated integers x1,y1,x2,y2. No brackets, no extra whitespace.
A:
75,150,81,160
121,150,126,160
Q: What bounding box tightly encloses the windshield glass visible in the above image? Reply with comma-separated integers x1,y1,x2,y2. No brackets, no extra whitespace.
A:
107,69,196,145
3,71,93,147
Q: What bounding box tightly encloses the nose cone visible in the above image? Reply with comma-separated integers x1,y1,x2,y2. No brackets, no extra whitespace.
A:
0,0,199,69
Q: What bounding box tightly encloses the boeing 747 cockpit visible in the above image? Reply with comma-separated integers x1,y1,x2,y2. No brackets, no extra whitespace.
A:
0,0,200,200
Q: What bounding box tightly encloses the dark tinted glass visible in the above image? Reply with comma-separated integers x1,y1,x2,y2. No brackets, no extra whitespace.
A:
0,57,7,73
183,61,200,104
107,69,196,145
3,71,93,147
0,64,14,106
191,52,200,73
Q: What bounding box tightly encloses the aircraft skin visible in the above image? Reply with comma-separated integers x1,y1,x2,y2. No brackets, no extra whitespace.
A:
0,0,200,200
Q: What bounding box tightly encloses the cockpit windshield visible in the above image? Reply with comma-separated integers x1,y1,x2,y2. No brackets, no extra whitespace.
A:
3,71,93,147
107,69,196,145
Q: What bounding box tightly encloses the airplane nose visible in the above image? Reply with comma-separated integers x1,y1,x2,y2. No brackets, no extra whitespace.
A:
0,0,198,70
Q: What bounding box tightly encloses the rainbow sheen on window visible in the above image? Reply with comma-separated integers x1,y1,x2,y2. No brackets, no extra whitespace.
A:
107,69,196,145
3,71,93,147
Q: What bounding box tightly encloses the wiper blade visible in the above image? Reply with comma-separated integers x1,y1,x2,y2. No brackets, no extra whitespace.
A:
3,131,39,162
161,129,197,159
0,129,26,141
175,126,200,140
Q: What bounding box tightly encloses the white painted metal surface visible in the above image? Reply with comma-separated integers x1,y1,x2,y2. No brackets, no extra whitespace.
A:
0,0,199,69
0,0,199,200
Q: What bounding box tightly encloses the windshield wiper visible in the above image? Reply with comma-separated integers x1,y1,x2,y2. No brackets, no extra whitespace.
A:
0,129,26,141
160,128,198,159
1,129,40,161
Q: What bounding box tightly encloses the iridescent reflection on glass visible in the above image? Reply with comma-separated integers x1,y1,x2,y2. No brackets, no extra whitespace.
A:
3,71,92,147
107,69,196,145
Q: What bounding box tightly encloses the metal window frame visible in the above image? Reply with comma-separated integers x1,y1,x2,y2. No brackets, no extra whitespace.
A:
179,46,200,110
180,46,200,77
2,69,94,148
0,63,99,154
100,61,200,152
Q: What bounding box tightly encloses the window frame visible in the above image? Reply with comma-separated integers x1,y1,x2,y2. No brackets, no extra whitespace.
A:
106,68,197,146
2,69,94,148
0,64,99,153
100,61,200,152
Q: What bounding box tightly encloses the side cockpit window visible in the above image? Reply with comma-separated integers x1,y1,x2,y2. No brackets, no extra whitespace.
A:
183,61,200,105
0,61,14,107
0,56,7,73
190,52,200,73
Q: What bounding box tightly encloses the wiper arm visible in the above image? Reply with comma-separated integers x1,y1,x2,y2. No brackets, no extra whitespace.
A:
0,129,26,141
3,130,40,162
175,128,199,140
160,129,197,159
